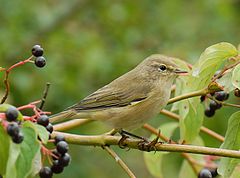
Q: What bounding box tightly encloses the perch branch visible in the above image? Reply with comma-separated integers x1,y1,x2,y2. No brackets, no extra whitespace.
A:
51,131,240,159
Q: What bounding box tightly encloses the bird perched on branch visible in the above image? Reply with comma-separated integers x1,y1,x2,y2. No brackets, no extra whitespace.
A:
50,54,186,132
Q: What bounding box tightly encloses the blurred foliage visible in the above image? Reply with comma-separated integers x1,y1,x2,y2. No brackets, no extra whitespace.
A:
0,0,240,177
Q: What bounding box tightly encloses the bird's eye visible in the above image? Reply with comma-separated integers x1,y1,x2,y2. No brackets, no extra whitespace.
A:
159,64,167,71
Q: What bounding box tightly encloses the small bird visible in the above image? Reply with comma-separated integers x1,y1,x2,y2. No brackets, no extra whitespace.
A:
50,54,186,131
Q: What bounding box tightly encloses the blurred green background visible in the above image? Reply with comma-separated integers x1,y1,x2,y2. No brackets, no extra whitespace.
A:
0,0,240,177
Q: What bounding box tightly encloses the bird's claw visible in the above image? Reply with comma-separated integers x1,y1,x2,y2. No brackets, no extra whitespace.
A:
118,135,129,149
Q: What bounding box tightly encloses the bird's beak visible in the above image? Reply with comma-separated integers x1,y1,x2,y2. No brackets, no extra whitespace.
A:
174,69,188,76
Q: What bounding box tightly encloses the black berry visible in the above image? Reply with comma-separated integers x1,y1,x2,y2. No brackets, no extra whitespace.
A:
54,134,65,145
200,95,206,102
204,107,215,117
12,132,24,144
46,123,53,133
51,160,64,174
39,167,53,178
209,100,222,110
198,168,212,178
56,141,69,155
209,168,218,177
37,115,49,127
34,56,46,68
32,45,44,57
234,88,240,97
214,91,229,101
59,153,71,167
7,122,20,137
6,106,19,122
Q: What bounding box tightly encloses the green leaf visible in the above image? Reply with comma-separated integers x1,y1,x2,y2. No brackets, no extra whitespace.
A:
179,98,204,143
217,70,235,92
6,125,41,178
218,111,240,178
0,125,10,175
191,42,237,90
23,121,49,144
178,160,196,178
15,126,41,178
178,42,237,143
232,63,240,89
156,122,178,140
144,152,164,178
6,142,21,178
27,152,41,178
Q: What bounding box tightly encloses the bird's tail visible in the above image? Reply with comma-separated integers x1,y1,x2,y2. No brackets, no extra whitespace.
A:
49,109,78,123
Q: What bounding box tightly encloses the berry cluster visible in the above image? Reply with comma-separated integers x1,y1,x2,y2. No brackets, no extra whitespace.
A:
5,106,24,144
198,168,218,178
32,45,46,68
202,91,229,118
39,135,71,178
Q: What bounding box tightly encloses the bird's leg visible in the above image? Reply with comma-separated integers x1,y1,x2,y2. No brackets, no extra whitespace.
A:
119,130,149,142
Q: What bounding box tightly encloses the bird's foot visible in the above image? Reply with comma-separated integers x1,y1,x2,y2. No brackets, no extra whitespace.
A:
138,133,163,152
118,129,148,149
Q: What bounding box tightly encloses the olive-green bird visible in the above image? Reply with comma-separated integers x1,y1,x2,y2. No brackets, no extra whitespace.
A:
50,54,186,130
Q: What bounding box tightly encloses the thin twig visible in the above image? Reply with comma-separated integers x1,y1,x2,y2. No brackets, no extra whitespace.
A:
51,131,240,159
39,82,51,110
160,109,224,142
53,119,92,131
208,96,240,109
103,146,136,178
1,57,33,104
167,88,208,104
211,56,240,82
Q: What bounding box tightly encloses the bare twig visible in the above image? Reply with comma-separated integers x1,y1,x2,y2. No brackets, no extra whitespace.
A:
53,119,92,131
160,109,224,142
103,146,136,178
167,88,208,104
39,82,51,110
1,57,33,104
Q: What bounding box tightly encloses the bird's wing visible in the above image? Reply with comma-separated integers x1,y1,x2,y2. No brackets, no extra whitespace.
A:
66,85,150,111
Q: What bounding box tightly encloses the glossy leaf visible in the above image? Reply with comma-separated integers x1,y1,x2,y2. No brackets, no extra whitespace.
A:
15,127,41,178
218,111,240,177
23,121,49,144
232,63,240,89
